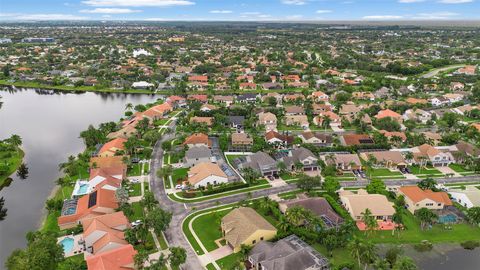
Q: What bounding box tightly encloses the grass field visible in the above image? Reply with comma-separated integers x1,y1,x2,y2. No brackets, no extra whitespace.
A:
168,183,270,203
408,165,443,176
128,182,142,197
128,163,142,176
191,208,231,252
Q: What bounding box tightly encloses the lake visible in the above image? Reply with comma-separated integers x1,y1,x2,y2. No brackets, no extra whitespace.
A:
0,88,157,265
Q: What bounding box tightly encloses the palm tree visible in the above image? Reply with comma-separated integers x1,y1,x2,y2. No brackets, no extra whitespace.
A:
125,103,133,111
278,217,290,232
361,208,378,236
404,151,414,164
156,165,173,181
415,208,437,230
277,161,287,174
392,206,404,237
239,244,252,260
373,259,390,270
360,241,378,270
348,237,364,269
285,206,306,226
8,134,22,147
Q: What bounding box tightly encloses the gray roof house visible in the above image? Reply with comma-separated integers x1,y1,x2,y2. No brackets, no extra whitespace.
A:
248,234,330,270
279,147,319,171
237,152,278,177
279,196,343,228
227,116,245,129
184,145,213,168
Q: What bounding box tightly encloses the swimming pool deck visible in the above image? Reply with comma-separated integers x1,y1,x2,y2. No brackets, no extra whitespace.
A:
57,234,85,257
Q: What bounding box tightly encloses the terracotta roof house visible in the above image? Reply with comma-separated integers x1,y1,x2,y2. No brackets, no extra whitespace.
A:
339,134,374,146
310,91,329,102
312,104,332,115
406,97,428,105
449,186,480,209
107,124,137,140
298,132,333,147
187,162,228,188
279,196,343,228
375,109,403,123
359,151,407,169
72,167,124,197
58,189,118,230
412,144,455,167
166,95,187,108
339,189,395,224
421,132,442,145
283,93,305,102
324,153,362,171
402,109,432,124
187,94,208,103
190,116,214,127
98,138,127,157
90,156,126,170
221,207,277,252
265,130,294,147
231,133,253,151
86,244,137,270
397,186,452,214
183,133,212,148
378,130,407,143
284,115,309,129
454,141,480,159
82,211,130,256
188,75,208,84
456,65,476,75
248,235,330,270
257,112,278,132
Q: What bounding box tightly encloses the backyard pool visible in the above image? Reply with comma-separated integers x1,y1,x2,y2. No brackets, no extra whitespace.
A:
59,237,74,254
438,214,457,224
78,184,89,194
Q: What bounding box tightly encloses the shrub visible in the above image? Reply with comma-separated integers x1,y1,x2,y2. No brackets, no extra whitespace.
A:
414,240,433,252
461,240,480,250
323,194,352,221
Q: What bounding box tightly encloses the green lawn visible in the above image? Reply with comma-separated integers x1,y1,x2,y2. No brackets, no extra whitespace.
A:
128,163,142,176
58,254,86,269
448,164,477,175
168,183,270,203
128,183,142,197
172,168,188,184
279,172,297,180
127,202,145,222
164,177,172,189
408,165,443,176
367,168,404,177
358,211,480,244
215,253,243,270
191,209,231,252
143,163,150,174
225,154,246,164
312,243,357,269
157,232,169,250
0,146,24,188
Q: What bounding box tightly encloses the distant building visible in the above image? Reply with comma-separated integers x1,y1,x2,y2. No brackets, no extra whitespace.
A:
22,37,55,43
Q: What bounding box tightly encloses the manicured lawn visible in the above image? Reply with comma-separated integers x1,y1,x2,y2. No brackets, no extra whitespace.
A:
168,183,270,203
408,165,443,176
172,168,188,184
312,243,357,269
191,209,231,252
448,164,477,175
164,177,172,189
42,210,60,233
367,168,403,177
357,211,480,244
279,172,297,180
163,153,170,164
128,183,142,197
215,253,243,270
143,163,150,174
155,119,170,126
128,163,142,176
58,254,86,269
278,190,302,200
157,232,169,250
127,202,145,222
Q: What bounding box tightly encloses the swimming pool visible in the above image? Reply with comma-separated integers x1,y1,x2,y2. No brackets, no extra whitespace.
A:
60,237,74,254
78,184,89,194
439,214,457,224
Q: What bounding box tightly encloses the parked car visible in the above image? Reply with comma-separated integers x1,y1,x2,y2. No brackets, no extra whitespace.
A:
175,184,183,189
131,220,142,228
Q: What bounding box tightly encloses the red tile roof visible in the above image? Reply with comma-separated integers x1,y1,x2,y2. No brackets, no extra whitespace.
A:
86,244,137,270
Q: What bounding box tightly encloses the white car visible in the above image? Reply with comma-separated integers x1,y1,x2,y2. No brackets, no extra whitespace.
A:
131,179,140,183
175,184,183,190
131,220,142,228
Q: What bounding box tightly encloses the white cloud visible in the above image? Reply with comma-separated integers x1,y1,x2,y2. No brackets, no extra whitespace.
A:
281,0,307,5
144,17,167,21
241,12,261,15
0,13,88,20
438,0,473,3
316,10,332,14
81,0,195,7
412,11,459,19
398,0,425,3
286,14,303,20
209,10,233,14
80,8,142,13
362,15,404,20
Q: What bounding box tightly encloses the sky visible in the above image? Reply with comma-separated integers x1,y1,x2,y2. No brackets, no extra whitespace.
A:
0,0,479,21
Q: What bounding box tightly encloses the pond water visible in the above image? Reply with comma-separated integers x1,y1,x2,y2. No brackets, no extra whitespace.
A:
0,87,157,264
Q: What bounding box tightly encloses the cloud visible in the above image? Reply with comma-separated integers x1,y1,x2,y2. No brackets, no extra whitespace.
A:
316,10,332,14
81,0,195,7
362,15,404,20
80,8,142,13
209,10,233,14
438,0,473,3
144,17,167,21
398,0,425,3
0,13,88,20
281,0,307,5
412,11,459,19
286,14,303,20
241,12,261,15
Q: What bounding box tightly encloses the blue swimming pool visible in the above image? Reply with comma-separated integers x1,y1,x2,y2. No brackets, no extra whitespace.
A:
78,184,88,194
439,214,457,224
60,237,74,253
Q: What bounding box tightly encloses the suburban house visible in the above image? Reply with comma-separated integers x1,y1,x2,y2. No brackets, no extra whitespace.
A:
187,94,208,103
58,189,118,230
312,104,333,115
411,144,455,167
257,112,278,131
455,141,480,160
339,134,374,146
213,95,234,107
230,133,253,151
86,244,137,270
187,162,228,188
284,115,309,129
184,146,213,167
82,211,130,256
221,207,277,252
279,195,343,228
200,104,218,112
378,130,407,143
397,186,452,214
248,235,330,270
227,116,245,129
284,105,305,116
310,90,329,102
278,147,319,171
339,189,395,230
324,153,362,171
298,131,333,147
313,111,341,127
403,108,432,124
97,138,127,157
265,130,294,148
90,156,126,170
339,103,362,122
190,116,214,127
72,167,124,197
449,186,480,209
237,152,279,177
375,109,403,123
183,133,212,148
359,151,407,169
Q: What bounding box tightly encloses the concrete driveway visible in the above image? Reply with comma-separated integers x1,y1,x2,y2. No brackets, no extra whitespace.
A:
210,245,233,261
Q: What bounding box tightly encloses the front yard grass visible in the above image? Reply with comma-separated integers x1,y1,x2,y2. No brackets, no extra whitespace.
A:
367,168,404,177
408,165,443,176
191,208,231,252
127,202,144,222
215,253,243,270
168,183,270,203
128,182,142,197
172,168,188,184
128,163,142,176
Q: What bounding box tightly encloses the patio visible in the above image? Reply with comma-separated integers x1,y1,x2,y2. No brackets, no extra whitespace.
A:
57,234,85,258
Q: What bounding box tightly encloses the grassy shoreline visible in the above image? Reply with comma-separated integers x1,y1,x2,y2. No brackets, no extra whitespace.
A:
0,147,25,190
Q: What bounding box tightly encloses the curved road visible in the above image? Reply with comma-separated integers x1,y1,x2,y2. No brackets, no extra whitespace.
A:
149,117,480,269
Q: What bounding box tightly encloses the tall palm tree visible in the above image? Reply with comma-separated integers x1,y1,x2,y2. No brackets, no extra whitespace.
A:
285,206,306,226
8,134,22,147
361,241,378,270
361,208,377,236
348,237,364,269
125,103,133,111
